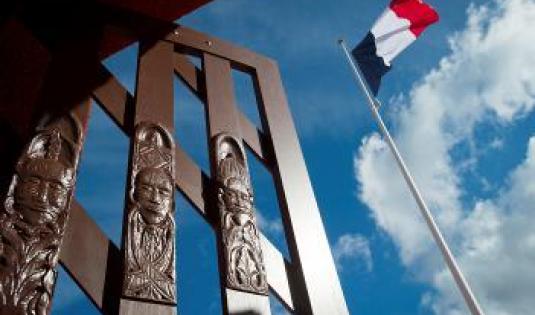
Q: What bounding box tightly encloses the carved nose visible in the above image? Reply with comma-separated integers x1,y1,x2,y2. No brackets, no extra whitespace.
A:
150,190,161,203
37,182,48,203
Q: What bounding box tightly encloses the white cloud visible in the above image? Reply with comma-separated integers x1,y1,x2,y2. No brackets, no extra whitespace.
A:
355,0,535,314
333,234,373,272
489,138,504,150
256,211,284,237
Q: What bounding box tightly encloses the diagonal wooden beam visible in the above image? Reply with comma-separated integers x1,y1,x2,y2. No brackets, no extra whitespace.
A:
60,201,121,314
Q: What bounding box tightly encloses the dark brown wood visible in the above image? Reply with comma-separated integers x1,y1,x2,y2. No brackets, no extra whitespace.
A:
0,2,348,314
255,61,349,314
60,201,121,314
122,123,176,303
132,41,175,127
94,49,293,310
173,53,202,94
119,40,177,315
0,19,348,314
203,53,271,314
168,25,349,314
91,72,294,310
0,100,91,315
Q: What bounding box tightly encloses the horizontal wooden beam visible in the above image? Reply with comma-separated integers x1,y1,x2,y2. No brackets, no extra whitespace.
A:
165,25,273,74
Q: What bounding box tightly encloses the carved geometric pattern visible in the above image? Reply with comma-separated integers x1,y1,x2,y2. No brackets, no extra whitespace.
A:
122,122,176,304
0,114,83,315
214,133,268,295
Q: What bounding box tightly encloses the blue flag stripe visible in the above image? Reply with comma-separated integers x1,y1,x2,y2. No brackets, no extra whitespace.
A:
351,32,391,96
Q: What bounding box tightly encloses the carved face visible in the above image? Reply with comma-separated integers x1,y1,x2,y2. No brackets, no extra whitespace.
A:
222,177,253,213
134,168,173,225
14,159,72,226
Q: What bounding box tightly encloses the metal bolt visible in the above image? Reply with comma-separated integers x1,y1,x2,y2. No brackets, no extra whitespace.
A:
205,40,212,47
173,30,180,35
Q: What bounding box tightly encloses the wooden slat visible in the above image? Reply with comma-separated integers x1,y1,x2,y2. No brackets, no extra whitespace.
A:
118,39,176,315
90,64,294,310
173,53,202,92
174,141,208,220
132,40,174,127
60,201,121,314
171,29,348,313
255,60,350,315
203,52,271,315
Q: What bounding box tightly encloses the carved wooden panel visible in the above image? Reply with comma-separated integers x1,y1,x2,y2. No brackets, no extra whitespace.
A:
0,112,83,315
214,133,268,295
122,122,176,304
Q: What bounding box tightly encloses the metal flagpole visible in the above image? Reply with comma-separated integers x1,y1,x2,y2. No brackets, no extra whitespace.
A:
338,39,485,315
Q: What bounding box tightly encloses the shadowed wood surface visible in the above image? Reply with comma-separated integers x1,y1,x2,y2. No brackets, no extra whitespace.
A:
1,8,349,312
118,39,177,314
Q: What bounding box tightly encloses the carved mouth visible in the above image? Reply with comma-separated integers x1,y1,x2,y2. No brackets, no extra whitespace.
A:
144,204,166,214
26,203,50,213
232,204,251,212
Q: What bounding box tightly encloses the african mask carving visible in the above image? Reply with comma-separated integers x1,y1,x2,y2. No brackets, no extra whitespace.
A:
0,114,82,315
122,122,176,303
214,133,268,295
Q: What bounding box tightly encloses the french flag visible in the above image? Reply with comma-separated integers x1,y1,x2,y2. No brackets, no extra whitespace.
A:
352,0,439,96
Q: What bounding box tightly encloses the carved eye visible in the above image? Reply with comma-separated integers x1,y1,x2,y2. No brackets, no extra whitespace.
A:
229,191,238,200
49,182,64,192
28,177,40,184
24,178,41,195
159,188,172,197
23,176,40,187
138,184,153,193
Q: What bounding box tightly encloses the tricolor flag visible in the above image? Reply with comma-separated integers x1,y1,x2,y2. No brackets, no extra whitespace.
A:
352,0,439,96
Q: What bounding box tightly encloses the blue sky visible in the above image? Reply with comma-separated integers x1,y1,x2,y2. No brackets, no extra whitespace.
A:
51,0,535,314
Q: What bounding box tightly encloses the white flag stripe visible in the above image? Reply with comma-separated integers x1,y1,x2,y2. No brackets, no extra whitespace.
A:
371,8,410,37
371,8,416,65
375,29,416,65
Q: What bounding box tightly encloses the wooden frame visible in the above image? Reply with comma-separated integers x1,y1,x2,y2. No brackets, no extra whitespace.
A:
1,20,349,314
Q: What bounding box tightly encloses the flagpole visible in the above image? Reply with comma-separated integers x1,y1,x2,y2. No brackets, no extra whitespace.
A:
338,39,485,315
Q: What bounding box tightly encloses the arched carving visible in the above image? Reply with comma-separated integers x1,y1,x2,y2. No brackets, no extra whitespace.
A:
122,122,176,304
0,114,82,315
214,133,268,295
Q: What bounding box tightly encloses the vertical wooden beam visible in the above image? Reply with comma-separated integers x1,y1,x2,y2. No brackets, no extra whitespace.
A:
204,53,271,315
118,39,177,315
254,60,350,315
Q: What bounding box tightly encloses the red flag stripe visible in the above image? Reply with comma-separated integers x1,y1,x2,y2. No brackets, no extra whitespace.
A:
389,0,439,37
